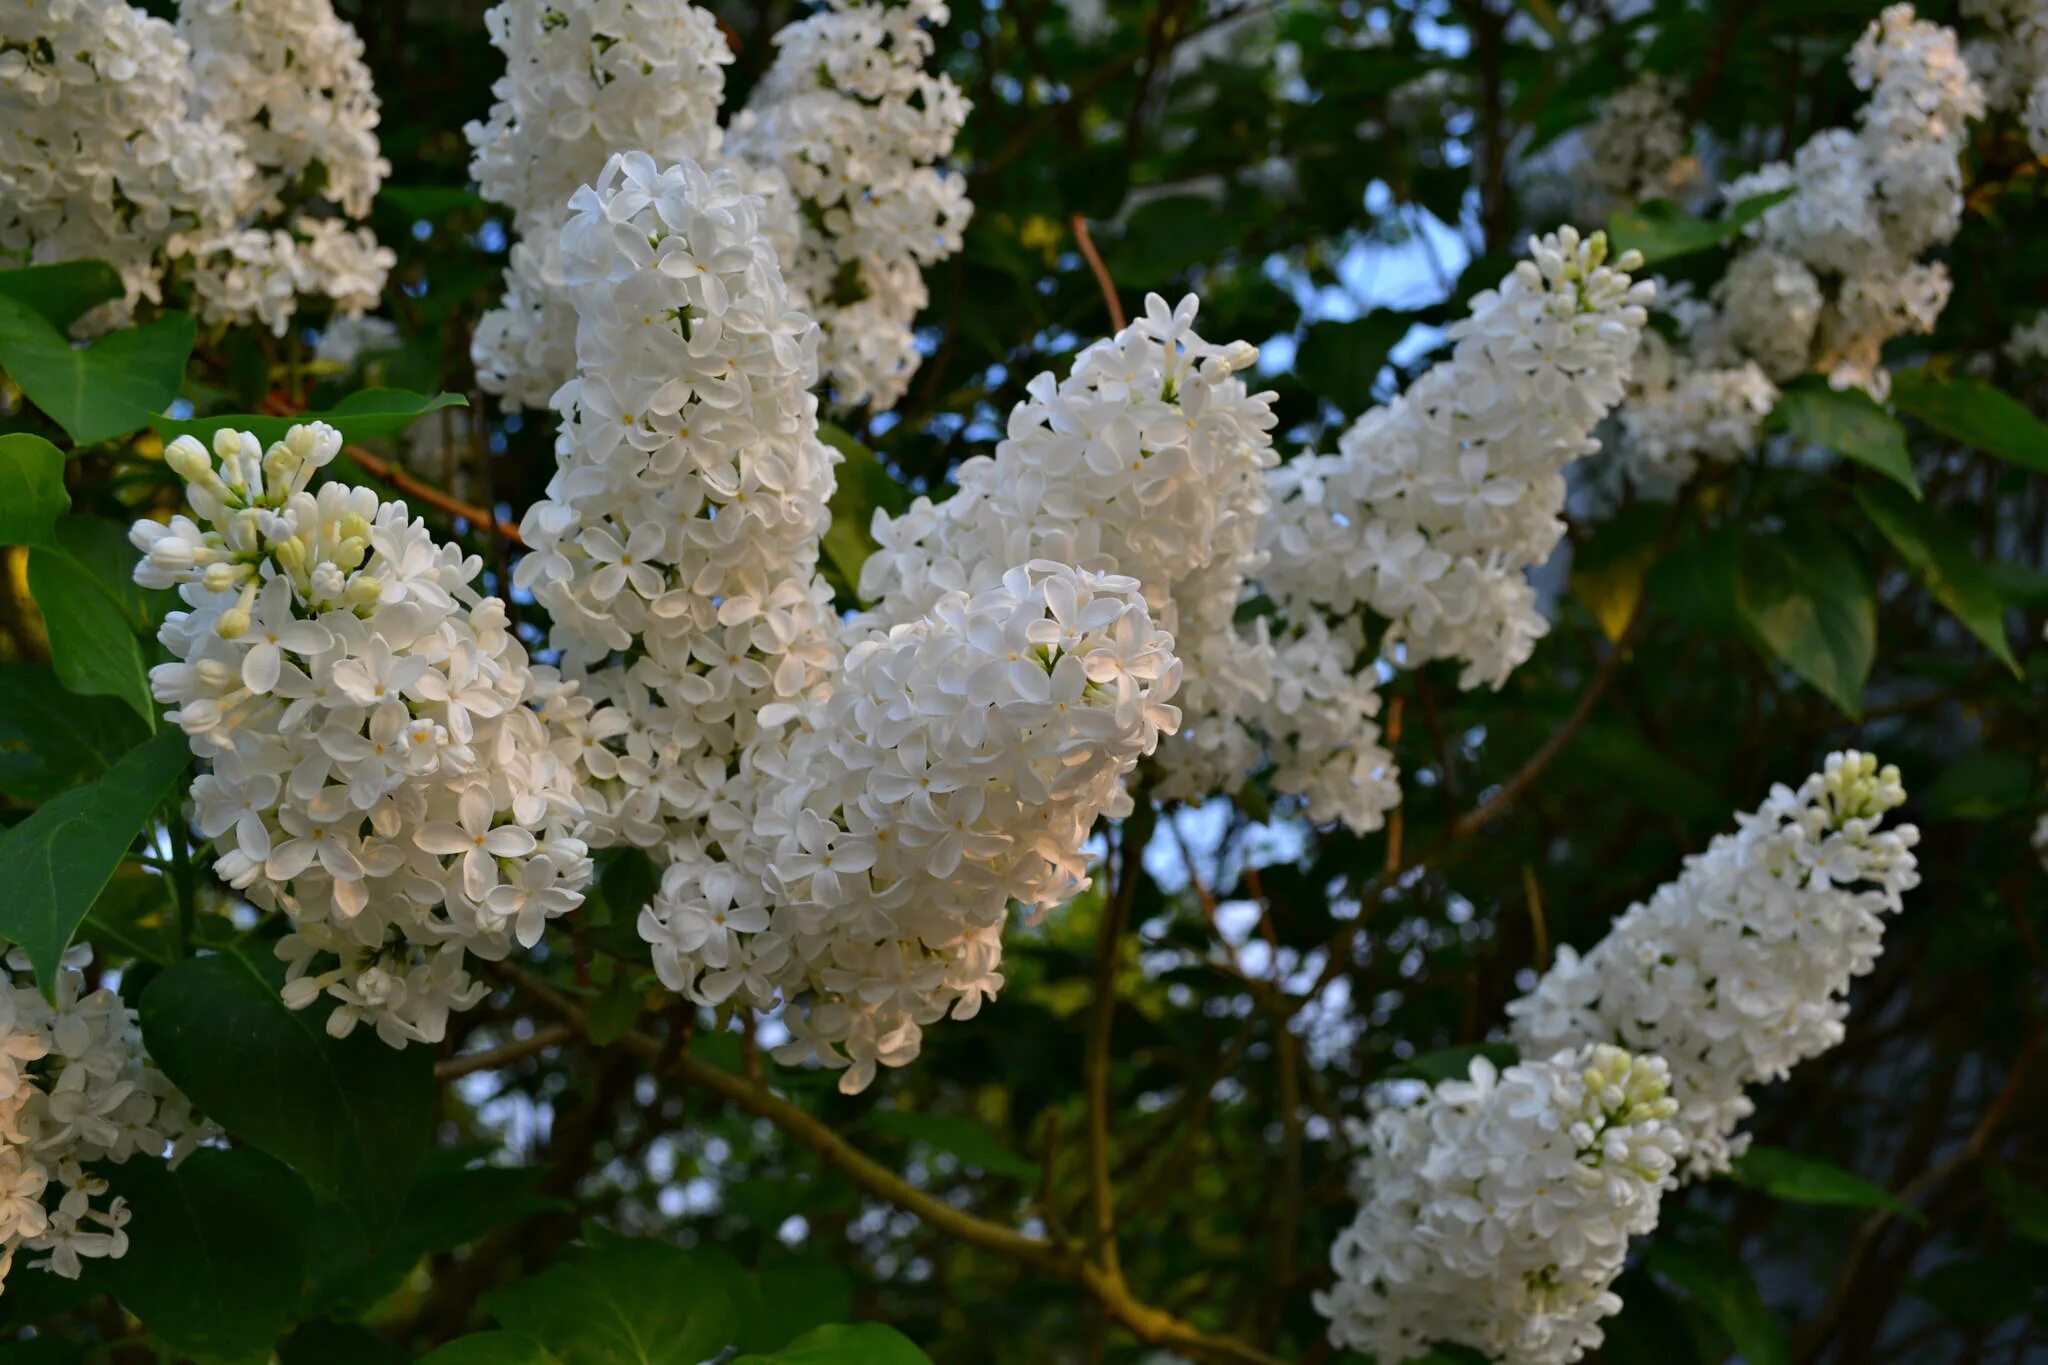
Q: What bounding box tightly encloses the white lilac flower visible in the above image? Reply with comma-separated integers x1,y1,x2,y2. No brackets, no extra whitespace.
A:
132,421,590,1046
1261,228,1655,691
1508,752,1921,1178
725,0,974,409
467,0,969,412
0,0,247,332
0,946,209,1292
1577,73,1693,205
1315,1044,1685,1365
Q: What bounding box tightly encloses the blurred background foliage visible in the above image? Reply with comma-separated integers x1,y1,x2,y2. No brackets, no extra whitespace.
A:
4,0,2048,1362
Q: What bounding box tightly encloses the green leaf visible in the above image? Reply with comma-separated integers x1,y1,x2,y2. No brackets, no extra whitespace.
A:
379,185,494,219
484,1238,761,1365
0,432,70,546
819,422,909,600
84,862,183,966
1729,1146,1923,1223
139,945,435,1229
1854,482,2016,674
417,1333,564,1365
1292,311,1412,413
751,1258,855,1350
1774,383,1919,497
1986,1167,2048,1245
0,661,148,803
156,388,469,448
279,1320,411,1365
0,297,196,446
732,1324,932,1365
1647,1240,1789,1365
865,1109,1038,1180
1606,187,1795,267
27,544,155,723
0,261,124,330
1389,1042,1520,1085
98,1147,315,1364
1737,526,1875,717
1910,1253,2044,1326
0,727,188,990
51,514,178,634
1890,369,2048,475
1923,750,2033,821
304,1149,570,1317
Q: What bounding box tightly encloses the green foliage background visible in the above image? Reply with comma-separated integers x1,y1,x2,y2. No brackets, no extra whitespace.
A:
2,0,2046,1362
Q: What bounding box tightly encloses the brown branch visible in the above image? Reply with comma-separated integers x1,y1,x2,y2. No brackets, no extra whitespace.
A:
434,1023,573,1080
498,962,1283,1365
1071,214,1127,332
342,443,526,546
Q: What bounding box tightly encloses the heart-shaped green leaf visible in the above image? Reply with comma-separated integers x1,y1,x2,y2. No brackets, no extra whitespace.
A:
0,295,195,446
0,432,69,546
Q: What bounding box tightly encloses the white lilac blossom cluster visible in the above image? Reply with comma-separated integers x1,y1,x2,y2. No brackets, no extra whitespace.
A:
723,0,974,409
1508,752,1921,1178
1319,756,1918,1363
0,947,208,1291
1315,1044,1685,1365
1612,6,1983,488
1261,228,1655,691
467,0,969,412
130,421,591,1046
520,153,1177,1090
0,0,393,337
1962,0,2048,161
854,290,1396,834
1576,74,1694,206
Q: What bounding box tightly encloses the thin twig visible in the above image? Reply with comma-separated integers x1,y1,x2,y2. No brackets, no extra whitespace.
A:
343,443,526,545
1071,214,1127,332
434,1023,573,1080
498,962,1284,1365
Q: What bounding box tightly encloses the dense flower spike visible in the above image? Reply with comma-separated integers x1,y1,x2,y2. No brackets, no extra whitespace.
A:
0,0,246,330
1508,752,1921,1177
1315,1045,1684,1365
0,0,392,337
131,422,590,1044
1261,228,1654,690
725,0,973,409
523,154,1174,1089
1577,74,1693,205
1607,5,1982,488
465,0,738,408
0,947,208,1291
468,0,969,411
1964,0,2048,159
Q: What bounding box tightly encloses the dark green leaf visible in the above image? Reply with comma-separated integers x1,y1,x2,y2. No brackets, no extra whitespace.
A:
27,545,155,723
484,1238,760,1365
865,1109,1038,1180
0,661,148,803
417,1333,564,1365
0,298,196,446
1737,526,1875,716
1775,383,1919,497
83,862,182,967
0,261,124,330
380,185,493,219
279,1321,410,1365
1647,1240,1789,1365
732,1323,931,1365
1890,369,2048,475
139,945,435,1228
0,432,69,546
1606,187,1794,267
1292,312,1411,412
99,1147,315,1363
1986,1168,2048,1246
1389,1042,1519,1085
1911,1253,2043,1326
0,727,188,990
1729,1146,1923,1223
156,388,469,448
51,515,178,635
1854,482,2016,673
751,1258,855,1350
819,421,909,599
1923,751,2033,821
